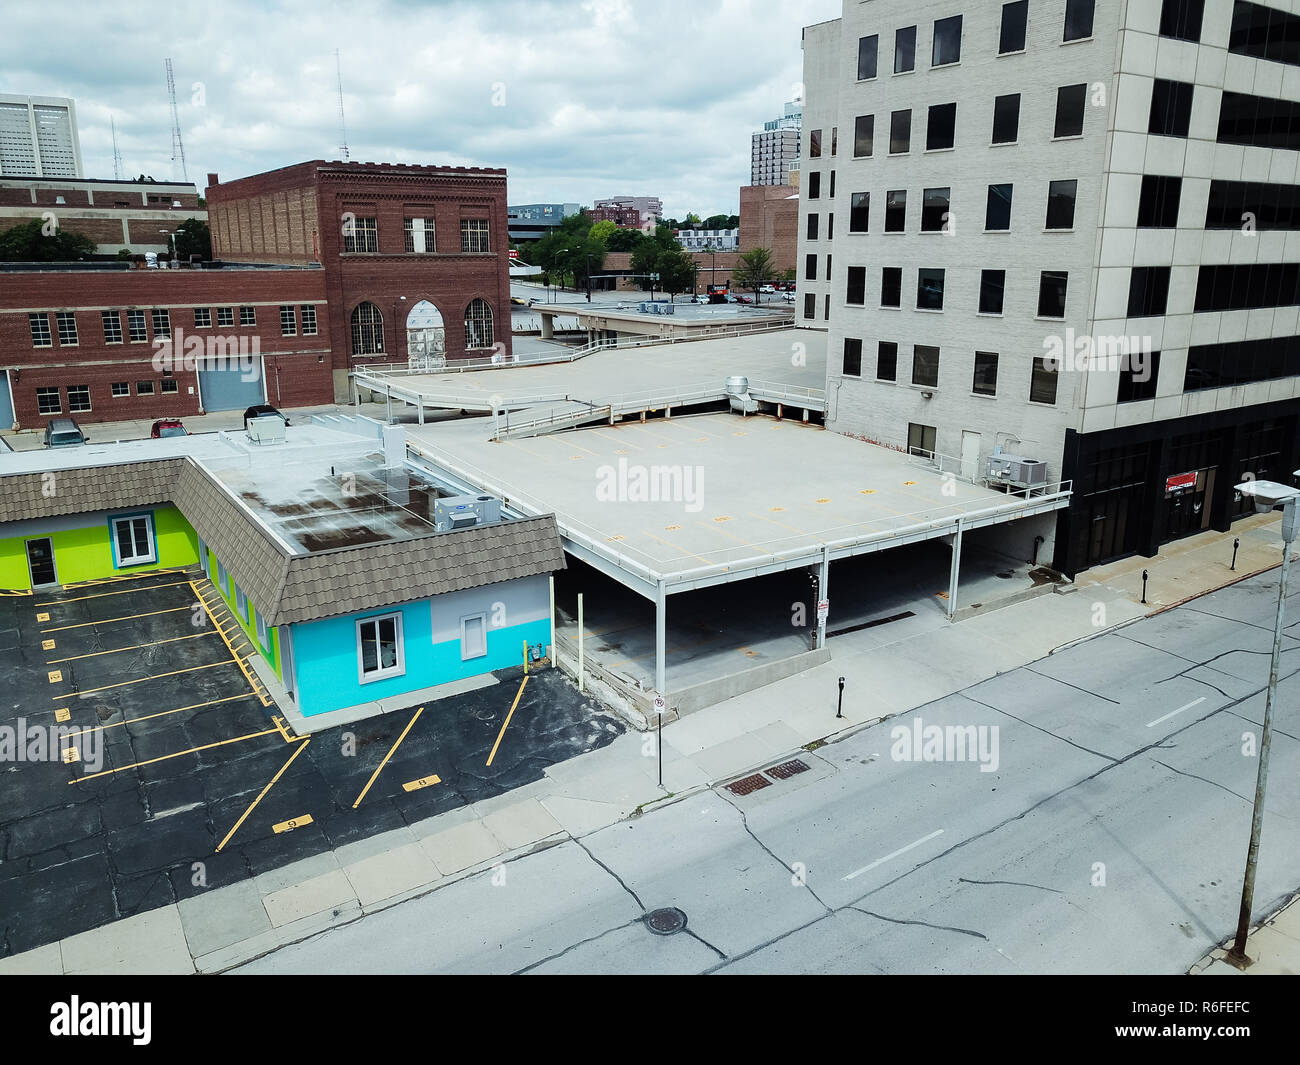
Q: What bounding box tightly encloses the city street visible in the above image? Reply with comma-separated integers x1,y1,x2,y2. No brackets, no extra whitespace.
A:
238,570,1300,974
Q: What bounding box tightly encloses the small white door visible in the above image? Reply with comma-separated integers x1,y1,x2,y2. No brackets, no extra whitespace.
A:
460,614,487,660
960,430,981,481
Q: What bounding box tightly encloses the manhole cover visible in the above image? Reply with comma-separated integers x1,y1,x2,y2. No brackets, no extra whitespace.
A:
644,907,687,935
725,773,772,797
766,758,810,780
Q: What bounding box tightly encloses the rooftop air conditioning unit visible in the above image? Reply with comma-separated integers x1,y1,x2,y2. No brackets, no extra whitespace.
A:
434,495,481,532
472,494,502,524
987,454,1047,485
246,415,286,445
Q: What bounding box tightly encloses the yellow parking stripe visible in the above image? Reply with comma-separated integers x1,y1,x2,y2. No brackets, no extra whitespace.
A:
191,580,272,706
41,605,192,633
72,726,283,783
38,579,194,605
215,738,313,852
352,707,424,808
51,659,232,700
47,630,217,664
486,677,528,767
57,693,253,740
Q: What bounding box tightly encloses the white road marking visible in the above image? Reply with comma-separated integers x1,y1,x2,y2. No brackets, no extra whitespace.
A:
844,829,945,881
1145,697,1206,729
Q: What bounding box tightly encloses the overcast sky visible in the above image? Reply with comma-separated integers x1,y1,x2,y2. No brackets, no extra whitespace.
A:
4,0,841,219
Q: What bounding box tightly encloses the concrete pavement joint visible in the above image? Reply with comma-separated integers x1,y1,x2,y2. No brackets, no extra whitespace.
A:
570,836,646,912
848,904,988,941
512,918,643,974
956,876,1063,895
1151,760,1253,806
1024,666,1120,705
962,693,1117,764
1223,708,1300,746
718,790,834,914
682,926,727,961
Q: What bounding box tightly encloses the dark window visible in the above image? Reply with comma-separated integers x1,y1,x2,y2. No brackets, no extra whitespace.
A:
1230,1,1300,67
881,267,902,307
980,269,1006,314
825,294,831,320
854,114,875,157
986,184,1013,231
992,94,1020,143
926,103,957,150
921,187,951,232
1218,90,1300,150
908,422,937,457
1064,0,1095,41
1117,350,1161,402
1030,358,1059,404
1160,0,1205,41
1046,179,1078,229
808,172,821,199
890,109,911,153
1138,175,1183,227
830,170,836,198
1038,271,1068,317
973,351,999,396
1195,262,1300,311
1055,84,1087,137
850,192,870,232
895,25,917,73
1205,179,1300,229
912,345,940,388
1185,335,1300,390
1000,1,1029,53
878,341,898,381
847,266,867,305
885,190,906,232
828,213,834,239
933,14,963,66
1128,266,1172,317
807,214,819,240
843,338,863,377
806,253,818,281
917,268,945,310
810,129,822,158
1149,79,1194,136
826,255,832,281
804,293,816,319
858,34,879,79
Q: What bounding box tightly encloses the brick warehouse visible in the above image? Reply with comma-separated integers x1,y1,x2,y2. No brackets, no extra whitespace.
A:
206,160,512,401
0,265,332,430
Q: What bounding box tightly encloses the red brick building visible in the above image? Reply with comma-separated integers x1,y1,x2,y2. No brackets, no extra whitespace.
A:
0,264,332,429
584,205,642,228
739,184,798,275
206,160,511,400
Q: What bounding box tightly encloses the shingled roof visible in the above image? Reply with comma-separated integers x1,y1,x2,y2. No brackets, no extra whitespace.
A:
1,455,565,626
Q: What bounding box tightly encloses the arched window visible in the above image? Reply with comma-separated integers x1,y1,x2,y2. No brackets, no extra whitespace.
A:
405,300,445,370
464,298,494,350
351,302,384,356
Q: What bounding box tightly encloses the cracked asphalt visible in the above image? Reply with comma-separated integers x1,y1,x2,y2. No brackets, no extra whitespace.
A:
237,569,1300,974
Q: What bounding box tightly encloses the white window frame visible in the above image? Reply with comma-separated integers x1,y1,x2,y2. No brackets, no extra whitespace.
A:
111,381,130,398
127,309,147,342
112,514,157,567
102,311,123,344
36,387,61,415
194,307,212,328
66,384,91,413
234,584,248,621
460,612,488,661
29,313,52,347
216,561,229,594
255,610,269,650
240,306,256,326
357,612,405,683
56,311,78,346
301,304,318,335
280,305,297,336
216,306,235,327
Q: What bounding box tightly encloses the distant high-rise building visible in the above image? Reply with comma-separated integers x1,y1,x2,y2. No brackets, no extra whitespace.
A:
594,195,663,223
0,94,83,178
751,99,802,186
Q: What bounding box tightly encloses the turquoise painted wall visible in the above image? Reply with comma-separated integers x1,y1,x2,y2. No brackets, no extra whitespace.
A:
290,599,551,716
204,545,281,676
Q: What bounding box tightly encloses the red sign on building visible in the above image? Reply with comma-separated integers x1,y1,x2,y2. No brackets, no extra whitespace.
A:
1165,471,1197,493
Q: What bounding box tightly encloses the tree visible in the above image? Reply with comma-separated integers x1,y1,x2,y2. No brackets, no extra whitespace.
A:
588,219,617,246
779,266,796,283
605,227,645,252
173,218,211,260
682,212,702,227
732,247,776,304
655,242,696,300
702,213,732,230
0,218,95,261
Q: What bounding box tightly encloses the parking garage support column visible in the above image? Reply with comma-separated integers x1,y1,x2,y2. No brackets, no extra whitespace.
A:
816,545,830,649
947,517,964,621
655,578,667,695
541,311,554,340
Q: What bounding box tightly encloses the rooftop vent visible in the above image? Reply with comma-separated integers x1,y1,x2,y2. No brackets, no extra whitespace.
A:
246,415,286,446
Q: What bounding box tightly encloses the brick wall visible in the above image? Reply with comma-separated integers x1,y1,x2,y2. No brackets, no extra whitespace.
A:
739,185,798,273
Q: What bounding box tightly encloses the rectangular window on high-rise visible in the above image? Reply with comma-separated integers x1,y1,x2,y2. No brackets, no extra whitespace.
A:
885,190,906,232
1055,84,1087,138
1150,80,1194,137
895,26,917,73
850,192,870,232
854,114,874,157
890,109,911,153
806,253,817,281
1000,1,1028,53
986,184,1013,231
912,345,940,388
1160,0,1204,42
1046,180,1078,229
1038,271,1069,318
807,214,819,240
877,341,898,381
1063,0,1095,41
917,268,945,310
992,94,1020,144
1030,358,1059,404
846,266,867,305
881,267,902,308
1128,266,1172,317
973,351,999,396
843,338,863,377
922,187,951,232
926,103,956,150
932,15,962,66
858,34,879,80
980,270,1006,314
1139,175,1182,227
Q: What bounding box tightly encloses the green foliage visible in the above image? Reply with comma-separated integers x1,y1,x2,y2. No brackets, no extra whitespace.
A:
732,247,777,299
0,218,96,261
588,219,617,246
604,228,646,252
173,218,211,260
116,247,134,260
702,213,738,230
533,212,604,288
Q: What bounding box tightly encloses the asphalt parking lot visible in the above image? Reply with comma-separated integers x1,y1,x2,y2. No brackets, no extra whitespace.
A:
0,569,622,957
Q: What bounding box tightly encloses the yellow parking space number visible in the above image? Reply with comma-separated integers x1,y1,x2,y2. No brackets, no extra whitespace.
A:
402,775,441,793
54,708,70,722
42,639,55,651
273,815,314,834
48,670,63,684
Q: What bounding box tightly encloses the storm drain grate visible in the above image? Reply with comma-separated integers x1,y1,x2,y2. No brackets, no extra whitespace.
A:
765,758,811,781
644,907,688,935
725,773,772,796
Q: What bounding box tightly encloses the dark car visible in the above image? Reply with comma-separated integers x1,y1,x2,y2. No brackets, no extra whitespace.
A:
243,405,290,428
150,418,188,439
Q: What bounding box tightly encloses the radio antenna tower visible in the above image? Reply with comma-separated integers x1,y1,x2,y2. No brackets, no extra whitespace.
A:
335,49,350,161
165,58,188,181
110,115,124,180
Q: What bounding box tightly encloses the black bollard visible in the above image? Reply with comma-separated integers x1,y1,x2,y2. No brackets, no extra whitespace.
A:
836,676,845,719
1231,537,1240,571
1141,569,1149,605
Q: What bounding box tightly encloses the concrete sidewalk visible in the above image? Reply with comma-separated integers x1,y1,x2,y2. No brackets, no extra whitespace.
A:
0,514,1293,974
1191,892,1300,976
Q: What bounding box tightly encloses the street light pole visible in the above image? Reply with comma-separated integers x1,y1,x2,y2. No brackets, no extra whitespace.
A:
1226,488,1298,966
585,253,593,302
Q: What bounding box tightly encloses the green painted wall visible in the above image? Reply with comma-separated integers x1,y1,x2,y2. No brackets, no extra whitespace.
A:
205,545,281,677
0,506,199,591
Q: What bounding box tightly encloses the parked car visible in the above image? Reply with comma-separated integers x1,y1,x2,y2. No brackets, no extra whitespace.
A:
510,296,528,306
150,418,188,439
735,294,754,304
691,294,710,304
759,285,776,294
45,418,88,448
243,404,290,428
782,291,797,302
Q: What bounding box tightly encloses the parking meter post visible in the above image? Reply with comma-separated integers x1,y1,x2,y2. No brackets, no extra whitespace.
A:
1141,569,1149,605
1232,537,1240,571
837,676,845,719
